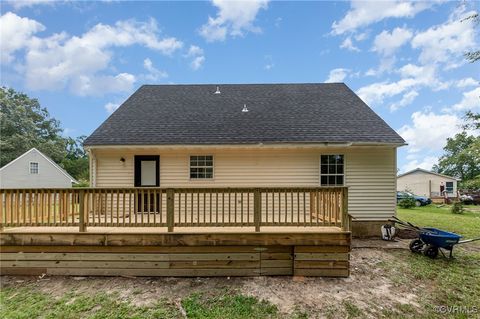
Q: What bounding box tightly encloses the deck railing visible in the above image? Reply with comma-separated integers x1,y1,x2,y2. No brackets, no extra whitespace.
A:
0,187,350,232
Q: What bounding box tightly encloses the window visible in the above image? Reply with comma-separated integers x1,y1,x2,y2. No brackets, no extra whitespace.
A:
320,155,344,186
445,181,454,193
30,162,39,174
190,155,213,179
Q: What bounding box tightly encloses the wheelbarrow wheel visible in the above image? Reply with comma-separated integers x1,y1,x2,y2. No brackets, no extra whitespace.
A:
409,239,424,253
423,245,439,259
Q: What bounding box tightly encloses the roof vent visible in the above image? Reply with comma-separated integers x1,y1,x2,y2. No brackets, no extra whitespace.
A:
242,104,249,113
214,86,221,94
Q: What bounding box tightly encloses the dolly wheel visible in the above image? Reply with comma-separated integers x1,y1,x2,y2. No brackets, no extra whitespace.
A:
423,245,439,259
409,239,424,253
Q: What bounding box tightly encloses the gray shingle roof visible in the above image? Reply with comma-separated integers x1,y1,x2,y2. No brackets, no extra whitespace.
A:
84,83,405,146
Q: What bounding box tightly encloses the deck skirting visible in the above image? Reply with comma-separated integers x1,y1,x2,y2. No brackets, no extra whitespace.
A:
0,231,351,277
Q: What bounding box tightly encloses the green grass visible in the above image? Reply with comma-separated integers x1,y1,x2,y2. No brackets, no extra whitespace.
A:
0,288,179,319
182,293,279,319
397,205,480,238
1,288,311,319
388,205,480,319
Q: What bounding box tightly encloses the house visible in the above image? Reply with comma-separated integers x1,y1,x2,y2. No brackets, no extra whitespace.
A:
397,168,460,199
0,148,77,188
83,83,406,236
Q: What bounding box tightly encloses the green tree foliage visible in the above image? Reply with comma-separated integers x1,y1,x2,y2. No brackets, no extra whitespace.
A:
433,111,480,190
0,87,66,166
433,132,480,182
62,136,89,183
462,13,479,63
0,87,89,182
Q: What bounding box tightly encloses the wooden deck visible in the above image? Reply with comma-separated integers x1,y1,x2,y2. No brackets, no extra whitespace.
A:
0,187,351,277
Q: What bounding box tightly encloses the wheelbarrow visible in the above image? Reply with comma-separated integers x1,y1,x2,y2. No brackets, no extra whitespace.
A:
389,216,480,259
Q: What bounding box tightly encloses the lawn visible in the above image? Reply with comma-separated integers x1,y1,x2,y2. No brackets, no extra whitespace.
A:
397,204,480,238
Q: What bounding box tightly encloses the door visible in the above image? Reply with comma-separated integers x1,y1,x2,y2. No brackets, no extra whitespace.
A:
134,156,160,212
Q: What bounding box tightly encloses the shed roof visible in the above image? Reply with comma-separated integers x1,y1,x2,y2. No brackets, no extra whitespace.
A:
84,83,405,146
397,168,460,181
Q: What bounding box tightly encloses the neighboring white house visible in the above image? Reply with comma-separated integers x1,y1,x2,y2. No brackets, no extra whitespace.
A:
0,148,77,188
397,168,459,198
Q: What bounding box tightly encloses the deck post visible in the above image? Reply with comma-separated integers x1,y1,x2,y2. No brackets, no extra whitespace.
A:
79,189,86,232
341,187,350,231
254,189,261,232
167,189,174,232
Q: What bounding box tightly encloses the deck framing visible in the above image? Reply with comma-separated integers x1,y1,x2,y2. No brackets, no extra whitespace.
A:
0,230,351,277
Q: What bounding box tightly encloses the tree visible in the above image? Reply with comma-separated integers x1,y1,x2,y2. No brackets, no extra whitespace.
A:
462,13,479,63
463,111,480,130
61,136,89,182
433,132,480,182
0,87,89,182
0,87,66,167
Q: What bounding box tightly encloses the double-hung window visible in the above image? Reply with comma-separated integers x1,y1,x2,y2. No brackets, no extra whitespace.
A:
320,155,344,186
445,181,454,193
30,162,39,174
190,156,213,179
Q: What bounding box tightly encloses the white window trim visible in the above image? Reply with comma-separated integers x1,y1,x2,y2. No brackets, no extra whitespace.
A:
189,155,215,180
29,161,39,175
319,154,345,186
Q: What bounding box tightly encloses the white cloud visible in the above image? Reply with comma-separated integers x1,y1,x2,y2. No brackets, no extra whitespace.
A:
401,155,438,173
455,77,478,88
411,9,477,65
143,58,168,81
390,90,419,111
1,13,183,96
0,12,45,63
331,0,436,35
397,111,463,153
104,102,120,114
185,45,205,70
340,37,360,52
357,63,443,107
325,68,349,83
71,73,136,96
373,27,412,56
452,87,480,111
7,0,54,10
199,0,269,42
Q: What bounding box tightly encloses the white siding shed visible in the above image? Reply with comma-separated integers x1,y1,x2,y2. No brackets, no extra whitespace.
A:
0,148,77,188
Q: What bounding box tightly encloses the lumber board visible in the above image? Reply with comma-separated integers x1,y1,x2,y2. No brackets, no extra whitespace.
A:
0,245,266,253
0,252,259,261
45,268,260,277
294,268,349,277
293,253,349,261
1,260,260,269
0,232,350,247
294,260,349,269
260,260,292,268
294,245,350,253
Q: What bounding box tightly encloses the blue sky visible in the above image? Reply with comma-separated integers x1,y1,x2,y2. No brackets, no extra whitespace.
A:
1,0,479,173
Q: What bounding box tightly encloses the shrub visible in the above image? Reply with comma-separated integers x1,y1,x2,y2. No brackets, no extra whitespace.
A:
451,201,464,214
398,197,416,209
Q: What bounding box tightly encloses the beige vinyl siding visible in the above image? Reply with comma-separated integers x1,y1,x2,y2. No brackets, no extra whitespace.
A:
93,147,397,221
